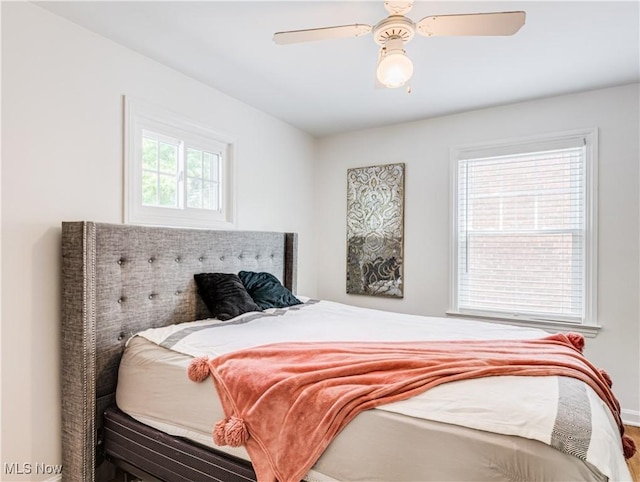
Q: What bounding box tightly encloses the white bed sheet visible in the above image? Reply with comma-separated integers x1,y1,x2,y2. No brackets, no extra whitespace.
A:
118,299,630,481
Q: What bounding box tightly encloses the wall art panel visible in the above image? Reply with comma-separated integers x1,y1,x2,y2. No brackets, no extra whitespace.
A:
346,163,404,297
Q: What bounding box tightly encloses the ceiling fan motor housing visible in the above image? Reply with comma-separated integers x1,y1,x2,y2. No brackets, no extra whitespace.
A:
373,15,416,45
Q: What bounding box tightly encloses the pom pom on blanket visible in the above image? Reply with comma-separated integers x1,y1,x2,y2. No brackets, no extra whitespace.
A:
213,417,249,447
187,356,211,382
623,435,637,459
566,332,584,352
213,418,228,446
599,369,613,388
225,417,250,447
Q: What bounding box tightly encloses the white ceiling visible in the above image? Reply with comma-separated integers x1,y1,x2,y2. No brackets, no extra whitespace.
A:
36,1,640,137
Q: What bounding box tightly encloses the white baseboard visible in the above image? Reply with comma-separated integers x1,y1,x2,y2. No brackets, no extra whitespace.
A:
622,408,640,427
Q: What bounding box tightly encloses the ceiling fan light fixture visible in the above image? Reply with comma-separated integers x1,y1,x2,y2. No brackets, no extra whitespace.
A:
273,1,526,89
376,39,414,88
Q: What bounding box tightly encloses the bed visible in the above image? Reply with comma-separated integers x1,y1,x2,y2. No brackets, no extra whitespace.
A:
60,221,632,482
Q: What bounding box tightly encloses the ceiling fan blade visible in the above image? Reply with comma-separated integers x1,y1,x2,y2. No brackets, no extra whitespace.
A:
416,11,526,37
273,24,372,45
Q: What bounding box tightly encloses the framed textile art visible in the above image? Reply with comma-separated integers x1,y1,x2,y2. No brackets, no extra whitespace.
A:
346,163,404,298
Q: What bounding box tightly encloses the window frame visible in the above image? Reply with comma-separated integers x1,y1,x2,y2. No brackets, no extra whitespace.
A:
448,128,599,335
124,96,236,229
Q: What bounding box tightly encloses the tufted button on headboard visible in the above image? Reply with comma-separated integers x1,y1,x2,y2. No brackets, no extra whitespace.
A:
61,221,297,481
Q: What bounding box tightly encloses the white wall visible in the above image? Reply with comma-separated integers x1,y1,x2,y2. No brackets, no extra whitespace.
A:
0,2,316,480
314,83,640,421
2,1,639,478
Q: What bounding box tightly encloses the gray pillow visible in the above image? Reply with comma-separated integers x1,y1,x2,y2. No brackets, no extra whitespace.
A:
194,273,261,321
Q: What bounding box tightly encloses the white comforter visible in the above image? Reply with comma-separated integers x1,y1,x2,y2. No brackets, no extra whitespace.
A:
134,298,631,481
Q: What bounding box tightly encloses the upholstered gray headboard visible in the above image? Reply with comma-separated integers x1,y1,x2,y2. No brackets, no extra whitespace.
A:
61,221,297,482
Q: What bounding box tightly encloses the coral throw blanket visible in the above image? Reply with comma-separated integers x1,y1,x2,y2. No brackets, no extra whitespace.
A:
188,332,634,482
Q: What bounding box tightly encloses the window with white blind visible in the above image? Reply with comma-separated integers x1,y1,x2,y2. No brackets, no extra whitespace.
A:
125,97,235,229
450,129,598,330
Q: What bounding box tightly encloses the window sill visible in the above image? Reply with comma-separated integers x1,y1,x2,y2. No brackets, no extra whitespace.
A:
126,205,235,230
445,311,601,338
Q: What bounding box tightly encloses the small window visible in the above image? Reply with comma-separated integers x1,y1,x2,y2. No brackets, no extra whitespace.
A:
450,129,597,329
125,97,235,229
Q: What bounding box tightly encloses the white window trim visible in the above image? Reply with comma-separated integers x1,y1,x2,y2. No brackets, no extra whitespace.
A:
124,96,236,229
448,128,599,336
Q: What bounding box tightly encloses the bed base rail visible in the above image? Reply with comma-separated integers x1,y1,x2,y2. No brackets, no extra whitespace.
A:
103,407,257,482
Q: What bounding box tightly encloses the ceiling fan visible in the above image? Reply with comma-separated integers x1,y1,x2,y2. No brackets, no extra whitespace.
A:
273,1,526,89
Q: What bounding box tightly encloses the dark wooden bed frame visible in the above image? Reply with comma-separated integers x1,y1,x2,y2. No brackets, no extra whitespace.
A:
61,221,297,482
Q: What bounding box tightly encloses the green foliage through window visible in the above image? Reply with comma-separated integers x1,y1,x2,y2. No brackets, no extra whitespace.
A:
141,130,220,211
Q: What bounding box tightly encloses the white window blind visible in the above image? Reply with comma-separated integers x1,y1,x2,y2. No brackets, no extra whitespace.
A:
453,131,597,325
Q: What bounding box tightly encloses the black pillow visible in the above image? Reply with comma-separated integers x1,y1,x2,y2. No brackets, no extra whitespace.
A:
238,271,302,310
194,273,261,321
